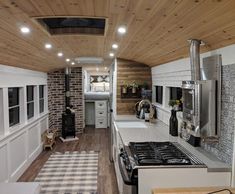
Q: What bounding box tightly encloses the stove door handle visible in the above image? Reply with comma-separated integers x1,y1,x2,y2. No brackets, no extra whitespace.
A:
118,154,135,185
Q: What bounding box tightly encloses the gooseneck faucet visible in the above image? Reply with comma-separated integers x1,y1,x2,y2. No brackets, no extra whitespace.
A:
137,99,154,122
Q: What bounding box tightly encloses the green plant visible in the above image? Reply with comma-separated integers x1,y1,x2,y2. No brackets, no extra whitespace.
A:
122,81,129,89
168,99,181,107
130,81,138,88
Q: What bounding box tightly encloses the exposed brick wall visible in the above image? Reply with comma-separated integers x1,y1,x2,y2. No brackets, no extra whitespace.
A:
48,70,64,131
70,68,83,132
48,67,83,133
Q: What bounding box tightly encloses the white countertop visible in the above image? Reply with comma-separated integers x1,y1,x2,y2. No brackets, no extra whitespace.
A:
114,114,140,121
114,116,231,172
0,183,41,194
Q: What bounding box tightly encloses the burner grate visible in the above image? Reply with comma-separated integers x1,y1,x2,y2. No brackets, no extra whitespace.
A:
129,142,193,166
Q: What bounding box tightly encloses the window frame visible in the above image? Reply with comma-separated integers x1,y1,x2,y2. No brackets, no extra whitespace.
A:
39,85,45,113
155,85,163,104
169,87,182,101
27,85,35,120
8,87,20,127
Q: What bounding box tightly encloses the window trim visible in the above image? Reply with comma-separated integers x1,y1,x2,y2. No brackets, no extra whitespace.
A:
39,85,45,114
155,85,163,105
8,87,20,127
169,87,182,101
27,85,35,120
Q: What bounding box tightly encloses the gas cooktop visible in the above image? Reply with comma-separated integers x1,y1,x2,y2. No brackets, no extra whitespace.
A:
129,141,203,166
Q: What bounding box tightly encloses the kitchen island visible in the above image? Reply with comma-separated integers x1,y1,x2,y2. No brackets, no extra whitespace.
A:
112,116,231,194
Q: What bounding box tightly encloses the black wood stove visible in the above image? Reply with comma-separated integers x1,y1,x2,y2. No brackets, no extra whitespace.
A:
62,112,75,139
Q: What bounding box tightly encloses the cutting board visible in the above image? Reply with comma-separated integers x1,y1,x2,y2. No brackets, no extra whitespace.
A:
152,187,235,194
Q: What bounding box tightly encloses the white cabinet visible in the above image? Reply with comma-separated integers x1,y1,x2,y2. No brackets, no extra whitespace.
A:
95,100,107,128
95,101,106,109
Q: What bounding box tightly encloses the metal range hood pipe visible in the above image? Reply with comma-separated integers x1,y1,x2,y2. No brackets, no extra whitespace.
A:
189,39,202,81
65,67,71,108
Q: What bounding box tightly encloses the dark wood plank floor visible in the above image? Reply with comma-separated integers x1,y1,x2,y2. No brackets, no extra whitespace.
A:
18,127,119,194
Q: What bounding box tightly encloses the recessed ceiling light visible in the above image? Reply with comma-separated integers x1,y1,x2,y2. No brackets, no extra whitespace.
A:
71,62,75,65
66,58,70,62
109,52,115,57
20,26,30,34
117,26,126,34
112,44,118,49
45,43,52,49
57,52,63,57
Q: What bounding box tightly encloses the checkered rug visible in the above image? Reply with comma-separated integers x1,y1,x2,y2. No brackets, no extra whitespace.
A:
35,151,99,194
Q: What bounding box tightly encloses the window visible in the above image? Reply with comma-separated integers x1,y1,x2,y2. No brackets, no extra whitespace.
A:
90,75,110,92
8,88,20,127
155,86,163,104
36,17,106,35
170,87,182,100
27,86,34,119
39,85,44,113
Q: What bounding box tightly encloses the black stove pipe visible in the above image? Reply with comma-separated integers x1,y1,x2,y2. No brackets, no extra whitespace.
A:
65,67,71,108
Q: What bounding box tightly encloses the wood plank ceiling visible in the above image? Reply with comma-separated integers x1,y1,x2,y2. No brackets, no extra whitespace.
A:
0,0,235,72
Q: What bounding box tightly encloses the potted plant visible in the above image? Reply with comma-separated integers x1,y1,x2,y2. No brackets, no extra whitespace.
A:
130,81,138,93
122,81,128,94
168,99,181,110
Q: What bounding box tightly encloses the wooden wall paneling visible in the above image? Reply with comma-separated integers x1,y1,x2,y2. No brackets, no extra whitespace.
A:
116,59,152,115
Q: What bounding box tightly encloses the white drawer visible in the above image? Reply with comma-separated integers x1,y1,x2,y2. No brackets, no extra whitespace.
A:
96,110,107,117
95,118,107,128
95,101,107,110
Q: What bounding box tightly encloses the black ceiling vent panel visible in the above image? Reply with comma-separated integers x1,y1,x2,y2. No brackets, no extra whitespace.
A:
36,17,106,35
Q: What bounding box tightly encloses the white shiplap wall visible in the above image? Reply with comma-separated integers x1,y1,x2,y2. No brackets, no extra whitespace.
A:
151,44,235,125
0,64,48,182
